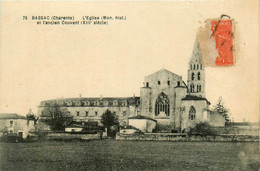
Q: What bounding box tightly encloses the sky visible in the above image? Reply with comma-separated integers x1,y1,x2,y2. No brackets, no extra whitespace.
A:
0,0,259,122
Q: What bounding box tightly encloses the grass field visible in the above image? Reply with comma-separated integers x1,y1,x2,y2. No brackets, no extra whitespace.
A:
0,140,259,171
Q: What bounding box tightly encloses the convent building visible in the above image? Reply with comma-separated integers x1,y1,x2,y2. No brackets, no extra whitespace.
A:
38,38,225,132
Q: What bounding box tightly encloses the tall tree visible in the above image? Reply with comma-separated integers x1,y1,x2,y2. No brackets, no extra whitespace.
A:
40,103,72,131
101,109,119,136
212,97,230,124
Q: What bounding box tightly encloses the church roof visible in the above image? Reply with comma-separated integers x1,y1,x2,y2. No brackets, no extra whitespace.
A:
128,115,157,122
0,113,26,120
182,95,211,105
145,68,181,79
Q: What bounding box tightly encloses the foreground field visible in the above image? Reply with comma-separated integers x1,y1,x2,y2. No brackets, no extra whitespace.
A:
0,140,259,171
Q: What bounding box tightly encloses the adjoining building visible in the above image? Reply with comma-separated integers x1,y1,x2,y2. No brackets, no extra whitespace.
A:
0,113,35,139
38,37,225,132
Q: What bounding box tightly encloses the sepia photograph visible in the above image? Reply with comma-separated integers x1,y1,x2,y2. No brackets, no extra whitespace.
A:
0,0,259,170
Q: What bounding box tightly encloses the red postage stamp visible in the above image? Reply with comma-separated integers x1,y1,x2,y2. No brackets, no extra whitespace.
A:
210,19,234,66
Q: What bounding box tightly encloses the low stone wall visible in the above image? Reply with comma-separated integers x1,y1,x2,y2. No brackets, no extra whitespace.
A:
46,132,103,140
116,133,259,142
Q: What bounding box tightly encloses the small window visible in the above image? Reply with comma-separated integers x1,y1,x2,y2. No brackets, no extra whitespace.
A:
197,64,199,70
146,82,149,87
85,111,88,116
200,64,202,70
167,81,170,85
190,64,192,70
191,73,195,80
190,84,194,93
95,111,98,116
189,106,196,120
123,100,128,106
10,121,13,125
193,64,196,70
158,81,160,85
113,100,118,106
77,111,80,116
197,84,201,92
198,72,201,80
177,81,180,86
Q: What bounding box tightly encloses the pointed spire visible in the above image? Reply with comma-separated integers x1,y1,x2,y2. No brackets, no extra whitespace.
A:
190,35,203,64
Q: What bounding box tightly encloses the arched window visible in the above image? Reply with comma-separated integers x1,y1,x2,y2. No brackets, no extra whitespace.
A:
189,106,196,120
198,72,201,80
155,92,170,116
190,64,192,70
191,72,195,80
190,84,194,92
200,64,202,70
113,100,118,106
197,84,201,92
197,64,199,70
193,64,196,70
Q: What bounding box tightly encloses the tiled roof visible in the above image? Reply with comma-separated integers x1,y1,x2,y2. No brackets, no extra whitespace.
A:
128,115,157,122
146,68,181,79
0,113,26,120
39,97,140,107
182,95,211,105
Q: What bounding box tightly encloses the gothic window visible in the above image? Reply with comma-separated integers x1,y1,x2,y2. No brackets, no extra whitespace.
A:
198,72,201,80
190,84,194,92
197,84,201,92
193,64,196,70
191,72,195,80
177,81,180,86
190,64,192,70
158,81,160,85
155,92,170,116
167,80,170,85
146,82,149,87
197,64,199,70
189,106,196,120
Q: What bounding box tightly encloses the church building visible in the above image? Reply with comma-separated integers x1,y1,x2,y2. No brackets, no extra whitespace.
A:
38,37,225,132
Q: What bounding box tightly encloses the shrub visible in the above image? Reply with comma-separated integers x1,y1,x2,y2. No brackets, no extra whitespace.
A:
188,122,218,136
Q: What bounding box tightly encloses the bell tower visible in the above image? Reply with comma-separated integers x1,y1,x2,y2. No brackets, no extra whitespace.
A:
187,36,205,97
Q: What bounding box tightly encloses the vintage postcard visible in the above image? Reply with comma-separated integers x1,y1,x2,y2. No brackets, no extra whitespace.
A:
0,0,259,170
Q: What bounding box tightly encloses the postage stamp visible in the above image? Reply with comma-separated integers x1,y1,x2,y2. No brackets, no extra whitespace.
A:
198,15,235,67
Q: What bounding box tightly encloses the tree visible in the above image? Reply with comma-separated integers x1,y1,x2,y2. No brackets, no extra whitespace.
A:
101,109,119,137
212,96,230,125
40,103,72,131
26,108,38,124
188,122,218,136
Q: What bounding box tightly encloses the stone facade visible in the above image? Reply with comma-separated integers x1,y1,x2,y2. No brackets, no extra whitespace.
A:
38,37,225,132
38,97,140,126
0,113,35,139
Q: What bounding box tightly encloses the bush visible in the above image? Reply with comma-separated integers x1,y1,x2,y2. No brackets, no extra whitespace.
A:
188,122,218,136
